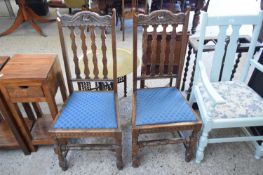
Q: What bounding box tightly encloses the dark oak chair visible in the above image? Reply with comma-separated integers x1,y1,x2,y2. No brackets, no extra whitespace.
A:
132,10,202,167
49,9,123,170
121,0,148,41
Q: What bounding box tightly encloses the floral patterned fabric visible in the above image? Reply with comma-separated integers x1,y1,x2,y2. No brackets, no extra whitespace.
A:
198,81,263,119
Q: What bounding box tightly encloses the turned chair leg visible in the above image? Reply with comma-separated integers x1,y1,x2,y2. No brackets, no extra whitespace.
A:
185,129,199,162
55,139,68,171
132,129,140,168
196,126,210,163
115,132,124,170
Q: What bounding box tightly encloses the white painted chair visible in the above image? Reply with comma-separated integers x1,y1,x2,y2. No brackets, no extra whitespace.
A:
190,11,263,163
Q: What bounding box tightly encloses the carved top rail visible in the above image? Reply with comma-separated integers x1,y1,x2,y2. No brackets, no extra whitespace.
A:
137,10,188,26
57,10,112,27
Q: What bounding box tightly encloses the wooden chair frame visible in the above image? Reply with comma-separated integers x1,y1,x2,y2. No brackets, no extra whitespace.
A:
190,11,263,163
49,9,123,170
132,10,202,167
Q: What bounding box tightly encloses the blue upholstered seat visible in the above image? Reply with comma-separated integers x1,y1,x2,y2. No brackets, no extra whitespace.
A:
54,92,117,129
136,88,196,126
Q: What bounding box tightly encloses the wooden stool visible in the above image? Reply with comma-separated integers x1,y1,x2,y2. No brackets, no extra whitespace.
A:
0,54,67,152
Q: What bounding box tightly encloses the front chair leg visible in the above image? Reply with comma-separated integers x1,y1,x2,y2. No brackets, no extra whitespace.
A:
55,139,68,171
196,126,210,163
115,132,124,170
132,129,140,168
185,129,199,162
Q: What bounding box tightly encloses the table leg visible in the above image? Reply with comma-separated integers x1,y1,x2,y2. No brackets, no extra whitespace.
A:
28,19,46,37
43,84,58,120
32,103,43,118
56,63,68,102
140,79,145,89
187,51,197,100
22,103,36,122
6,103,36,152
124,75,127,97
0,95,31,155
0,9,24,37
169,78,173,87
191,0,204,34
181,43,192,91
230,51,242,81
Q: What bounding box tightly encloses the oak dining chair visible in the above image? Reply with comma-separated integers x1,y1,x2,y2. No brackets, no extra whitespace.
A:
132,9,202,167
49,9,123,170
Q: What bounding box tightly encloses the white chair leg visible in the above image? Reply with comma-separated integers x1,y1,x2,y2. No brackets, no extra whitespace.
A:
196,125,210,163
255,143,263,159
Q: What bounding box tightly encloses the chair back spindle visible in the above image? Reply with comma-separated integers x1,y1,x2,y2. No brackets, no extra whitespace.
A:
133,9,190,90
150,24,158,76
57,9,117,94
196,12,263,82
80,26,90,79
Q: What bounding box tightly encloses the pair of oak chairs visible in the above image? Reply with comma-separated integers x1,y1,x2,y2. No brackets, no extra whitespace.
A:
49,7,263,171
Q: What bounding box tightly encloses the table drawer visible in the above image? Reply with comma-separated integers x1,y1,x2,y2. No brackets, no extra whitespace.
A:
6,85,44,100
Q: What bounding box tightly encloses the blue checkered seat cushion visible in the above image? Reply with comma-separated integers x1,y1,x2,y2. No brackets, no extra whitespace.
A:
54,92,117,129
136,88,196,126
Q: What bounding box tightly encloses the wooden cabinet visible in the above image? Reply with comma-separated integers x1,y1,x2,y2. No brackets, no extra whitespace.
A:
0,54,67,152
0,56,31,154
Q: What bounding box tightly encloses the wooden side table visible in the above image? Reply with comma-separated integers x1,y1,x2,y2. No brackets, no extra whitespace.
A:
0,54,67,152
0,56,31,154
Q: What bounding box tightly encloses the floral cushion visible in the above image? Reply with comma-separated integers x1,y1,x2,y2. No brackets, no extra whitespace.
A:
198,81,263,119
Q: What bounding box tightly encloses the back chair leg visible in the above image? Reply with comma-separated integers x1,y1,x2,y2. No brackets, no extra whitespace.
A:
196,125,210,163
55,139,68,171
115,132,124,170
185,129,199,162
132,129,140,167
